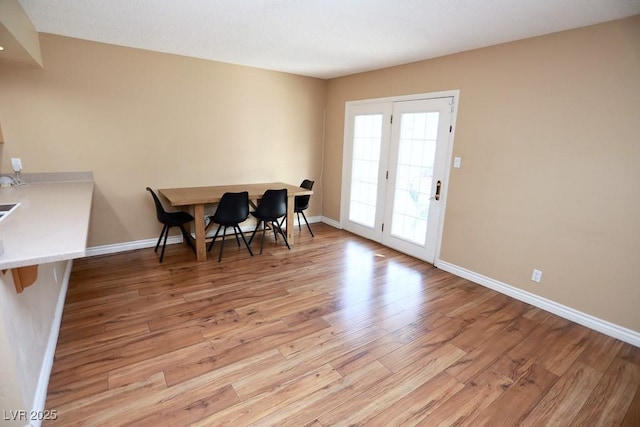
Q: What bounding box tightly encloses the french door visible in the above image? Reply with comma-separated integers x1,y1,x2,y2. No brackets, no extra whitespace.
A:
341,93,456,263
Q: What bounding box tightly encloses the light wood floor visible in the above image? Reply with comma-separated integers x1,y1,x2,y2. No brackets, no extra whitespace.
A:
44,223,640,426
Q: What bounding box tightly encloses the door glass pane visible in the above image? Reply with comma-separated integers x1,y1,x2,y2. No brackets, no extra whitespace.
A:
390,112,439,245
349,114,382,227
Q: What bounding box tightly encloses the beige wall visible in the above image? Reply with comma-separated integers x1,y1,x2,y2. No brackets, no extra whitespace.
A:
324,16,640,332
0,17,638,335
0,34,326,247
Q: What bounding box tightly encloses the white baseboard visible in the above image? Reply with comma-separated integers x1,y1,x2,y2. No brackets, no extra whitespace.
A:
321,216,341,229
31,259,73,427
436,260,640,348
86,216,327,258
86,237,173,257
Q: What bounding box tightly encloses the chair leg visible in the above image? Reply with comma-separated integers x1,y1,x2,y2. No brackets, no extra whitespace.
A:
248,221,261,246
297,212,302,231
207,225,223,251
218,226,228,262
274,221,291,250
155,225,168,252
260,222,267,254
236,225,254,257
249,220,273,255
234,228,241,247
159,225,171,262
301,211,314,237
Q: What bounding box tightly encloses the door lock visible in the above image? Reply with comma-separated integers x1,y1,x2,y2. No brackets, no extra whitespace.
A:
435,180,442,201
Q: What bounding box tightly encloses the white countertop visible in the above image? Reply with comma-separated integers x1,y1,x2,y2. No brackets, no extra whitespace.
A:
0,173,94,270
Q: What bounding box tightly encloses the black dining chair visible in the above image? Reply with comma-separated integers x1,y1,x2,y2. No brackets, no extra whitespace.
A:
206,191,253,262
146,187,195,263
280,179,315,237
248,189,290,254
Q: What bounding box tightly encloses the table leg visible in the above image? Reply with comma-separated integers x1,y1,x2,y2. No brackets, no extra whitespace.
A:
193,204,207,261
286,194,295,245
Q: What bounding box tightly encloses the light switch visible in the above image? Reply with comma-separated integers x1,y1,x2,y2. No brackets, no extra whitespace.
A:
453,157,461,168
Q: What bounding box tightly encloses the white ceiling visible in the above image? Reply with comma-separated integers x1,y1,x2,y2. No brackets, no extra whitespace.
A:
16,0,640,79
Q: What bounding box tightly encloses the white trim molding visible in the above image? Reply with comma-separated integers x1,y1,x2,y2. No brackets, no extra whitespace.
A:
437,260,640,348
321,216,341,229
86,237,171,257
32,259,73,427
86,216,327,258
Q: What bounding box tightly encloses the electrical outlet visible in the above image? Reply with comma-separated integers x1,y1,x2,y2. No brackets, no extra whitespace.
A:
11,158,22,172
531,269,543,283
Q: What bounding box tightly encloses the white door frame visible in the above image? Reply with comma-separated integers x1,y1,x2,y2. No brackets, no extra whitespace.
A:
340,90,460,266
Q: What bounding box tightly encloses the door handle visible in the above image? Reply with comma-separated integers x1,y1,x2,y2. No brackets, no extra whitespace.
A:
434,180,442,201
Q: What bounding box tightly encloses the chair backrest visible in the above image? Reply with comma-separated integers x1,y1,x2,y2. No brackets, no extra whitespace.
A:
214,191,249,225
295,179,314,210
255,189,288,219
146,187,170,223
300,179,314,190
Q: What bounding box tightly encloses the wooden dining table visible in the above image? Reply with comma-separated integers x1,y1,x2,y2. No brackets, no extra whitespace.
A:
158,182,313,261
